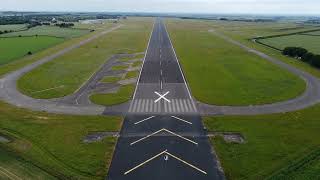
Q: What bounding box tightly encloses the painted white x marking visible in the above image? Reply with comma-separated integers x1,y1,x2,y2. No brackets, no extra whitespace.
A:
154,91,170,103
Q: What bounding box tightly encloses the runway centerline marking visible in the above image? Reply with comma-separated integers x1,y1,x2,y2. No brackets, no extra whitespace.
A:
154,91,170,103
171,116,193,125
130,128,198,146
134,116,156,125
124,150,207,175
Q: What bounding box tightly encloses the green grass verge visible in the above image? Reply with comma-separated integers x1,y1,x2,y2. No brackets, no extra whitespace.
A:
90,85,134,106
125,71,139,79
167,19,305,106
112,65,129,71
203,103,320,179
0,101,121,179
0,26,91,38
100,76,121,83
259,34,320,54
132,61,143,67
119,54,145,62
18,18,152,99
0,147,55,179
0,36,64,65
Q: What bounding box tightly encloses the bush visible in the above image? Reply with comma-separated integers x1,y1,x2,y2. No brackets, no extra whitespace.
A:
283,47,308,58
302,52,314,62
311,55,320,68
27,51,32,55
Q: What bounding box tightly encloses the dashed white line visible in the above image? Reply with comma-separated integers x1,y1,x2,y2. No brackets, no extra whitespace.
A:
130,128,198,146
134,116,156,125
171,116,193,125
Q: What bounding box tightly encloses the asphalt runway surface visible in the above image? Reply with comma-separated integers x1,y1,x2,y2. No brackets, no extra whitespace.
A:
107,19,225,180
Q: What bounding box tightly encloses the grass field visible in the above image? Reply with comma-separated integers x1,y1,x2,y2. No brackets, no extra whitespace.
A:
0,24,27,31
167,19,305,106
125,71,139,79
303,30,320,36
0,36,64,65
0,25,91,38
204,103,320,179
101,76,121,83
0,101,121,179
18,18,152,99
112,65,129,71
259,34,320,54
0,148,55,179
90,85,135,106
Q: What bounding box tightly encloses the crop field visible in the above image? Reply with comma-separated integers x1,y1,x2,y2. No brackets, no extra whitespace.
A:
0,25,91,38
0,36,64,65
0,24,27,31
259,34,320,54
18,18,152,99
0,101,121,179
204,103,320,179
167,19,305,106
0,148,55,179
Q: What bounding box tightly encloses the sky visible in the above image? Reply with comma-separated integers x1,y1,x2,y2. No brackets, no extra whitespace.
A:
1,0,320,15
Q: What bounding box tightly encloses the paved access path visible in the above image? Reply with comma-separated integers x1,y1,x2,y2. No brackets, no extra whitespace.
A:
0,25,122,115
107,18,225,180
198,30,320,115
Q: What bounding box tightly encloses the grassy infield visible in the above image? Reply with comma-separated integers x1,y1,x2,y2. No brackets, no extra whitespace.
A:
0,18,151,179
167,19,320,179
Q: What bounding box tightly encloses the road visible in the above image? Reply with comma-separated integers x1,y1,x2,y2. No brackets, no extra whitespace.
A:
107,19,225,180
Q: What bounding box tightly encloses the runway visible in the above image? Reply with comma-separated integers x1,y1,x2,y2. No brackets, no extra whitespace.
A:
107,18,225,180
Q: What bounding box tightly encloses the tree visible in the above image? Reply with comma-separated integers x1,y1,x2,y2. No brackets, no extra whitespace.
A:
302,52,314,62
283,47,308,58
310,55,320,68
27,51,32,55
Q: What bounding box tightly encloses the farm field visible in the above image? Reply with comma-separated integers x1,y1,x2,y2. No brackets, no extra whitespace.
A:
0,36,64,65
166,19,305,106
0,24,27,31
204,103,320,179
18,18,152,99
0,101,121,179
0,148,55,179
259,34,320,54
0,25,91,38
303,30,320,36
0,23,114,77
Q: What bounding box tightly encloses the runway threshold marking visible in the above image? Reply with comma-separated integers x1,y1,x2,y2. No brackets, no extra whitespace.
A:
154,91,170,103
134,116,156,125
124,150,207,175
130,128,197,146
171,116,192,125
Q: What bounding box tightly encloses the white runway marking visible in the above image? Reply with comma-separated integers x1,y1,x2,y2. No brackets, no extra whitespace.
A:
134,116,156,125
124,150,207,175
31,85,64,94
130,128,198,146
171,116,192,125
154,91,170,103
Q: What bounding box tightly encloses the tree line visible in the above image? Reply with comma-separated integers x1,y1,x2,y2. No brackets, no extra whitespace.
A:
283,47,320,68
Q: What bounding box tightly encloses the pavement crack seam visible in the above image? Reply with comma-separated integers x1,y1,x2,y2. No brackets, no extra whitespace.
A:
130,128,198,146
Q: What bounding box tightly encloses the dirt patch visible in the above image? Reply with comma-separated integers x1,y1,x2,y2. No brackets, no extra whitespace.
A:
208,132,245,144
83,131,119,143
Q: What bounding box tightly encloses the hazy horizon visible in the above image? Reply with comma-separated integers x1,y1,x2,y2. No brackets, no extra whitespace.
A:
1,0,320,16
